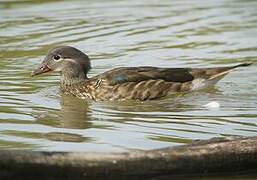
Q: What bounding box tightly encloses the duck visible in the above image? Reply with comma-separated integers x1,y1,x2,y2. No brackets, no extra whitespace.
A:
31,46,252,101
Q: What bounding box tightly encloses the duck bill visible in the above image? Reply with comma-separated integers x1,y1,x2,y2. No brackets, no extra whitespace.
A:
31,64,51,76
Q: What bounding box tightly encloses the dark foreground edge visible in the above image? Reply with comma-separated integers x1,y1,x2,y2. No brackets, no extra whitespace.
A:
0,136,257,180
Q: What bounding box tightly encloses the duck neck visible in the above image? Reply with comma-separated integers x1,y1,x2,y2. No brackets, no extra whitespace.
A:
60,67,88,86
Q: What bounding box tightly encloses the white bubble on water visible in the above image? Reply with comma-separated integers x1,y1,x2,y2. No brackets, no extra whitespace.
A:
203,101,220,110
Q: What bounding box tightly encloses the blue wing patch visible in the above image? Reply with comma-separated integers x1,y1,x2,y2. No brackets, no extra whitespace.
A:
112,74,128,84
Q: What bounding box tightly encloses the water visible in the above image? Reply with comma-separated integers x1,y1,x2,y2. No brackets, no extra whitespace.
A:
0,0,257,153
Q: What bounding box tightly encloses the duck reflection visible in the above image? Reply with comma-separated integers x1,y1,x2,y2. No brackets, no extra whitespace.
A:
33,94,93,143
35,86,221,127
58,94,92,129
35,94,92,129
32,87,221,144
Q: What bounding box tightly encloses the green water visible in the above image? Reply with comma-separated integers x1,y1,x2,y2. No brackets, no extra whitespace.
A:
0,0,256,154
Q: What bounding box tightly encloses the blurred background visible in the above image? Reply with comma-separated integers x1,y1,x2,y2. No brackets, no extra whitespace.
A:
0,0,256,152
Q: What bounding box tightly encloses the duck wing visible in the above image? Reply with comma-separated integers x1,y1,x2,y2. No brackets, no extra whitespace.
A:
98,67,193,85
97,63,252,86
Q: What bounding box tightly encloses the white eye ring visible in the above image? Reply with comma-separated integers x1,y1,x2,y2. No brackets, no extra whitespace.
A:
53,55,61,61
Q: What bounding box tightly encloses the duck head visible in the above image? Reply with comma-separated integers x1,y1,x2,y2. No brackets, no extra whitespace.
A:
32,46,91,85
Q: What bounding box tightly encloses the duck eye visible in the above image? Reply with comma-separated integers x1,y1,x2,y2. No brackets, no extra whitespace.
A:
53,55,61,61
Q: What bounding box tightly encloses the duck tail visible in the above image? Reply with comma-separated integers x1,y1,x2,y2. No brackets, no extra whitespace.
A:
190,62,252,91
209,62,253,81
230,62,253,69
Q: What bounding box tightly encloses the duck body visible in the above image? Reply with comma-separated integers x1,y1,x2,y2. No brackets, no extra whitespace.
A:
31,46,252,101
60,65,250,101
61,67,192,101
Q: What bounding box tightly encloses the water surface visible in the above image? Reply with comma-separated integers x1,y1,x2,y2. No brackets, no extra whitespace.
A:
0,0,257,152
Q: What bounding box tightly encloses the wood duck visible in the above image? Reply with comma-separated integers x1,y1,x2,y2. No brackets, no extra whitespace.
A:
31,46,252,101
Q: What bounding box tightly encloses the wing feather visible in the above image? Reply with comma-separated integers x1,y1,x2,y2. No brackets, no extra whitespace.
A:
95,63,252,86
